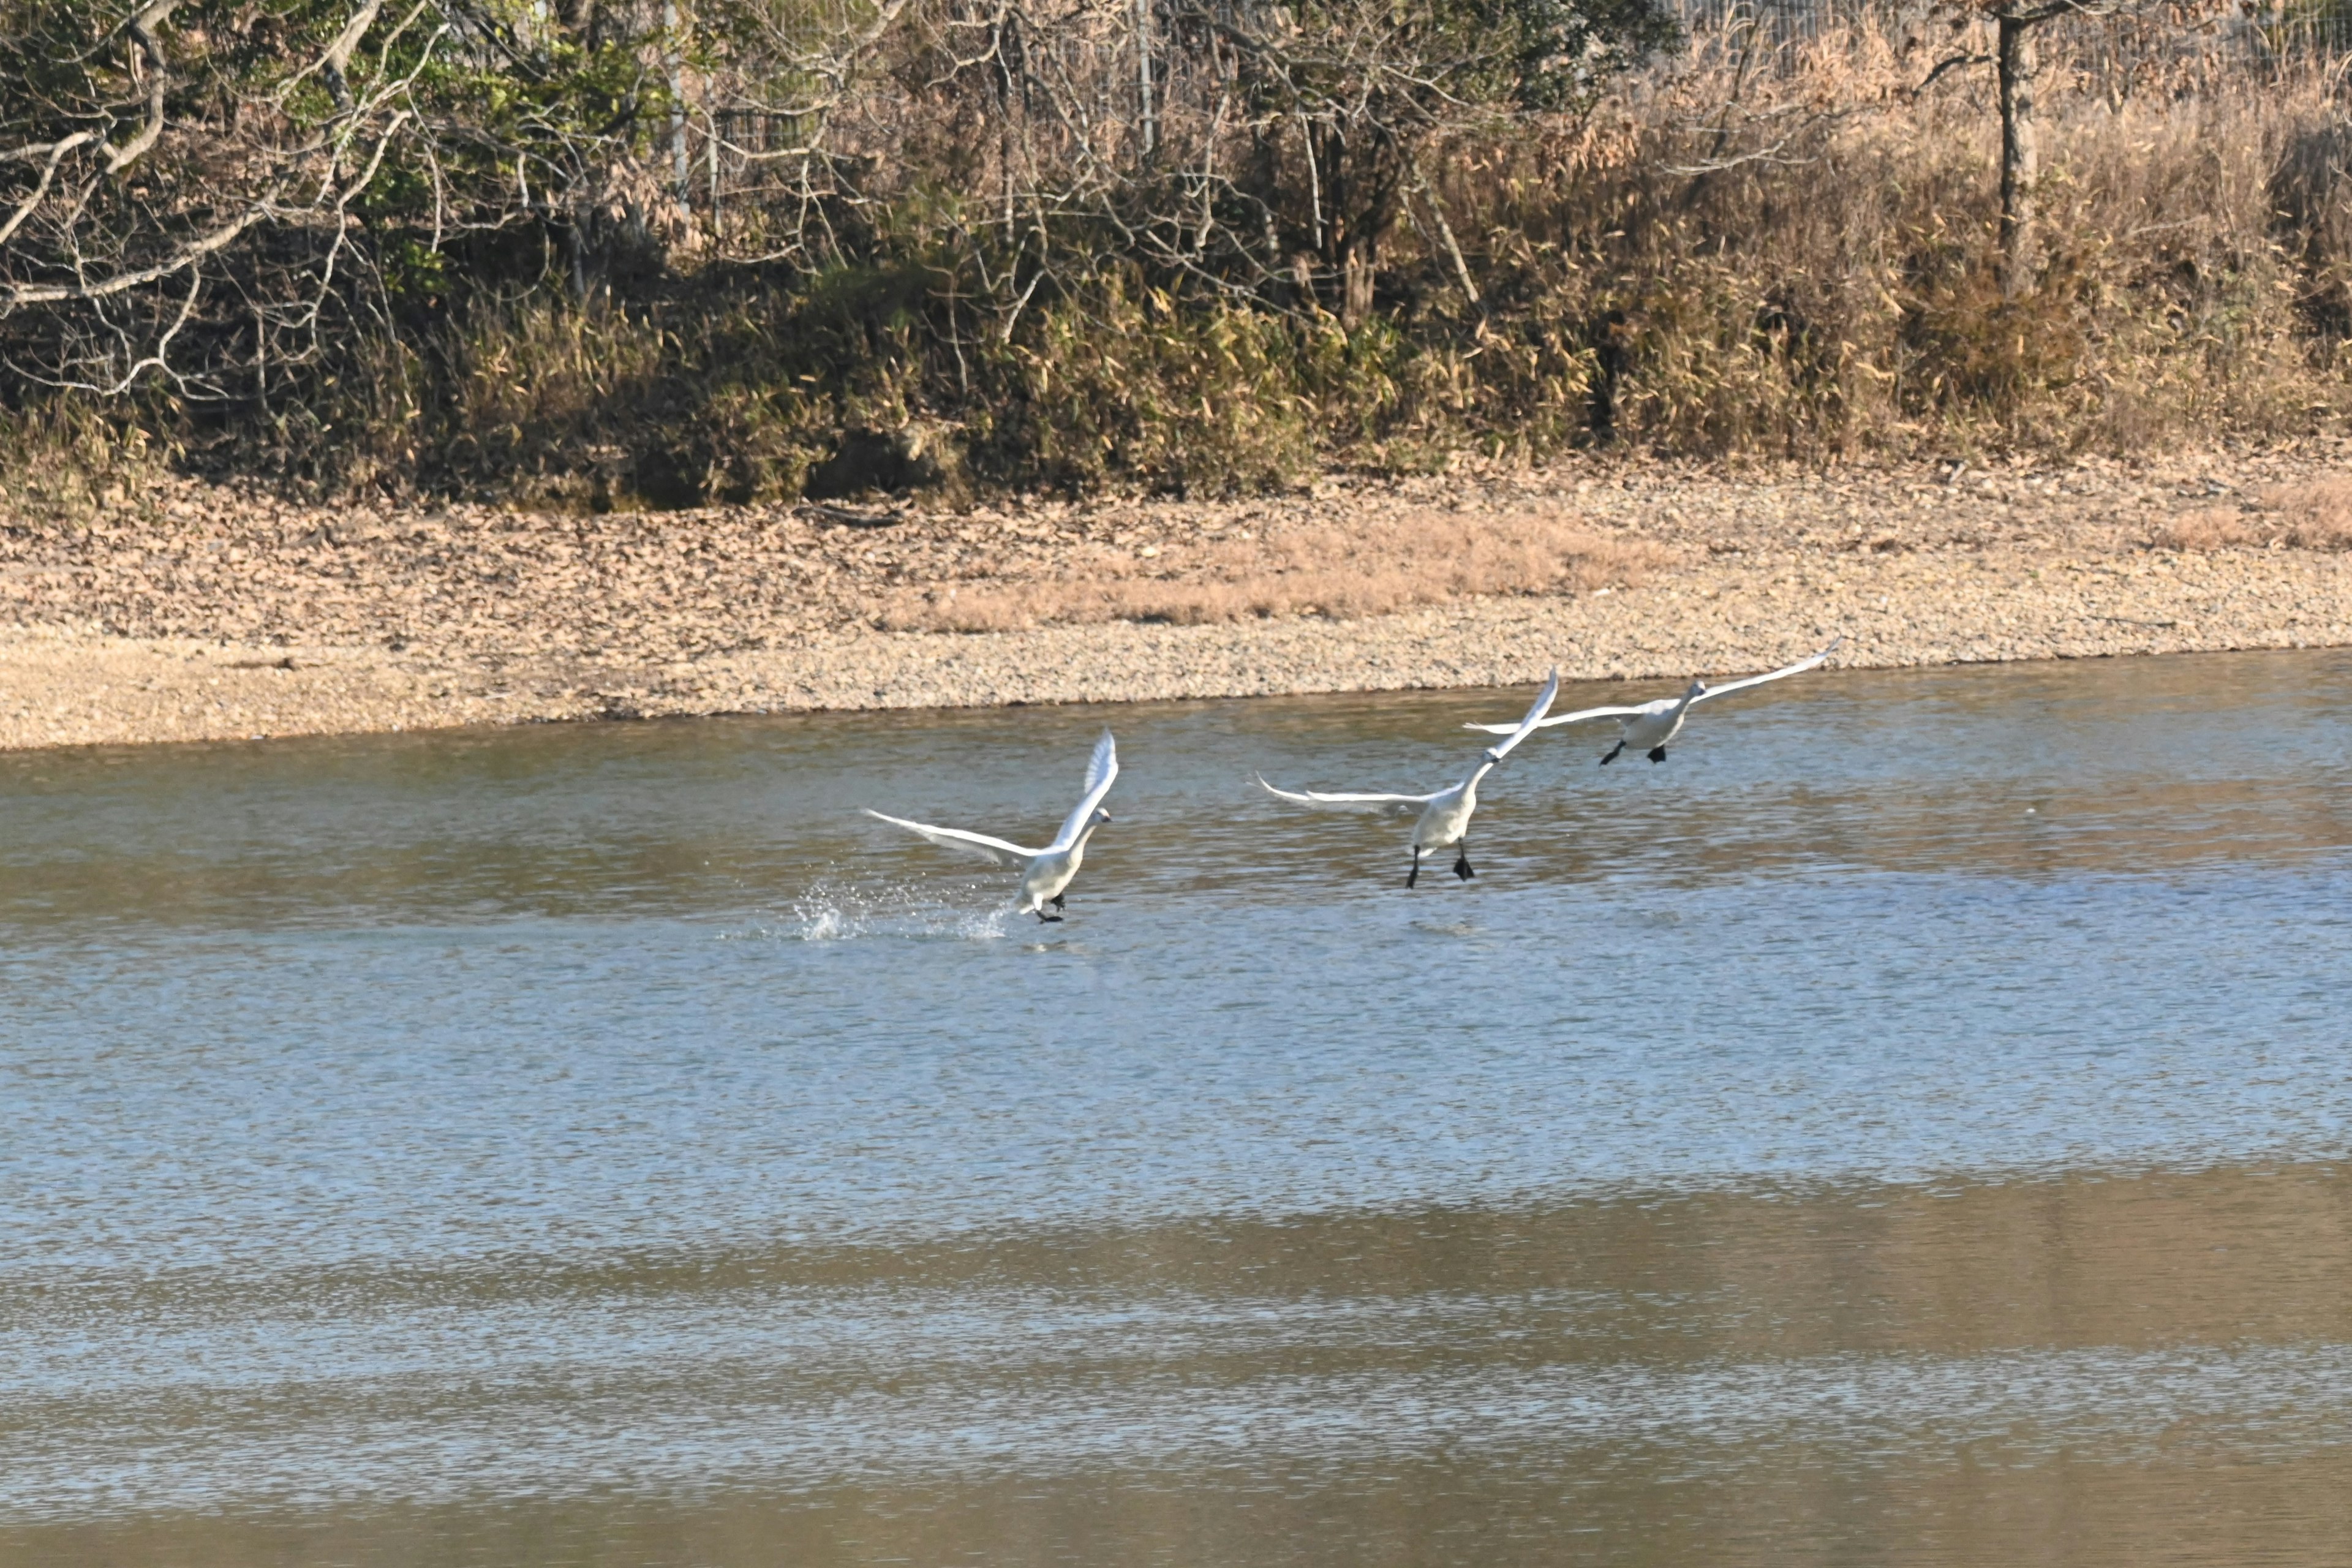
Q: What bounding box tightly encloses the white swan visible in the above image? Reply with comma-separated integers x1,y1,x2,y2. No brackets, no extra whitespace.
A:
1259,670,1559,887
1465,637,1841,765
865,729,1118,921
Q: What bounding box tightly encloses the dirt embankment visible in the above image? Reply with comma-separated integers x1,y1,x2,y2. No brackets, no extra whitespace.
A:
4,449,2351,750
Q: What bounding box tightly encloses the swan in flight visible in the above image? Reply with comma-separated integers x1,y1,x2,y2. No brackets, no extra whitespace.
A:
1259,670,1559,887
1465,637,1841,765
865,729,1117,921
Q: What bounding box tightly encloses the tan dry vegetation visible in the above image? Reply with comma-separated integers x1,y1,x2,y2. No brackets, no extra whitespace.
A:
2154,480,2352,552
390,22,2352,509
1419,15,2352,465
878,513,1673,632
386,15,2352,502
23,15,2352,514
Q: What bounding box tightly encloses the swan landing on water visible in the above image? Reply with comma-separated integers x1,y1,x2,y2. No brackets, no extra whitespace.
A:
865,728,1118,921
1258,669,1559,888
1464,637,1841,765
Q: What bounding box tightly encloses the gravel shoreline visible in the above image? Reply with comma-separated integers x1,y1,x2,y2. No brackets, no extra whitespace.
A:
6,451,2350,749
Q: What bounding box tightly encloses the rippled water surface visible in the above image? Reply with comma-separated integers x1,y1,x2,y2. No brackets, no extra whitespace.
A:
6,648,2352,1566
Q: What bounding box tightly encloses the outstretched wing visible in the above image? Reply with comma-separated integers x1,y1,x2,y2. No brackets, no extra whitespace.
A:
864,810,1039,867
1476,669,1561,763
1048,728,1119,851
1464,700,1652,736
1689,635,1843,707
1257,777,1433,818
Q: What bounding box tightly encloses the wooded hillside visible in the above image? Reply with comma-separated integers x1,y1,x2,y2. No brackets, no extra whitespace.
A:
4,0,2349,514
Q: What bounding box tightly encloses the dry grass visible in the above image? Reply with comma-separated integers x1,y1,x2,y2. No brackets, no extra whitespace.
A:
1416,13,2352,463
2154,480,2352,551
2152,509,2267,551
0,402,168,524
26,16,2352,505
882,511,1671,631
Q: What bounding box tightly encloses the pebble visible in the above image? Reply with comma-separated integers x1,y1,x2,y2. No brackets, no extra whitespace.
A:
2,451,2348,750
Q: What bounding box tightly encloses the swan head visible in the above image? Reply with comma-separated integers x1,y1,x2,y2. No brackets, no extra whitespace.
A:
1093,808,1112,824
1685,679,1708,701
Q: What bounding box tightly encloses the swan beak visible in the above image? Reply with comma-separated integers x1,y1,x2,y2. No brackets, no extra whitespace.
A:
1482,747,1504,764
1097,810,1114,823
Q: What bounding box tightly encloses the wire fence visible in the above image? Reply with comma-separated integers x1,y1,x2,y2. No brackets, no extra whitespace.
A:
1658,0,2352,73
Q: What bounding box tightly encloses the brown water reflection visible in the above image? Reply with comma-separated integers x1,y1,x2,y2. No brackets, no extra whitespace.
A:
9,650,2352,1566
20,1456,2352,1568
3,646,2351,928
9,1163,2352,1567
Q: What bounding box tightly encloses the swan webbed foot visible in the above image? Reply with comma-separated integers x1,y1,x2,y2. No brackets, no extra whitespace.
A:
1035,908,1063,923
1647,746,1668,763
1050,893,1066,910
1600,742,1626,766
1452,851,1475,881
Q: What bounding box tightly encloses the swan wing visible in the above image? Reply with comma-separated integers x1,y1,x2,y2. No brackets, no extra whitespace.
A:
864,810,1039,867
1689,635,1844,706
1476,668,1561,761
1047,728,1119,851
1257,777,1434,817
1464,700,1650,736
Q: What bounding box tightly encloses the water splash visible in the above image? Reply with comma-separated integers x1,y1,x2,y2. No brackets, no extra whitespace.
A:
782,879,1011,942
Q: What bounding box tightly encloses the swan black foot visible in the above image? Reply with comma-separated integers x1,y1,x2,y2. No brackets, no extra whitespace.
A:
1035,908,1063,923
1600,742,1626,766
1407,849,1422,888
1647,746,1668,763
1050,893,1066,910
1453,850,1476,881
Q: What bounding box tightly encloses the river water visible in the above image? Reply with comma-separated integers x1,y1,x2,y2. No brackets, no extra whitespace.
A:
4,648,2352,1566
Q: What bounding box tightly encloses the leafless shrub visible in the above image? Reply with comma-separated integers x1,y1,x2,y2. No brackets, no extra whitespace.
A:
8,2,2352,503
0,0,922,421
881,510,1671,628
1433,9,2352,460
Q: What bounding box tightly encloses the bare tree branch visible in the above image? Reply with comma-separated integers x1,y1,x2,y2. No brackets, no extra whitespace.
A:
1,195,276,307
1912,51,1994,96
103,0,179,175
0,134,97,249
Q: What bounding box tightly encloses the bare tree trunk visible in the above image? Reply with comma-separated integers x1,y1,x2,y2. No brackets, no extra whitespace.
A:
1414,169,1480,314
666,1,689,207
1134,0,1155,156
1997,12,2039,298
1341,233,1374,326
